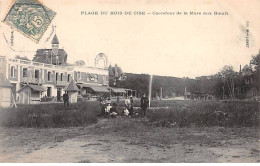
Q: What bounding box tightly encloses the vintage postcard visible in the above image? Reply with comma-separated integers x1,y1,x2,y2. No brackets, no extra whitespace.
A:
0,0,259,163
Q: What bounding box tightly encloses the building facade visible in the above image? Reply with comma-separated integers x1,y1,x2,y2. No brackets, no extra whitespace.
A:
0,35,109,104
0,73,13,107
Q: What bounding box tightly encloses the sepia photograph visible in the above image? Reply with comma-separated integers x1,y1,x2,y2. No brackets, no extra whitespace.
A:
0,0,259,163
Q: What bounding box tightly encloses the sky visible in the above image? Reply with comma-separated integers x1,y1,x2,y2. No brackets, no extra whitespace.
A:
0,0,260,78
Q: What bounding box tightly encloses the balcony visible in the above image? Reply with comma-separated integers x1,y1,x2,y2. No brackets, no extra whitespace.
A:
56,80,68,87
76,78,85,83
21,77,43,84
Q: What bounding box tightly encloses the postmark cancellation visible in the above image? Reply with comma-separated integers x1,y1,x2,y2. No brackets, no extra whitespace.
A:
2,0,56,43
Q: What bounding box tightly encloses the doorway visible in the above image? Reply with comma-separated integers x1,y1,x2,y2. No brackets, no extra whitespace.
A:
24,90,30,104
57,88,61,101
47,87,51,97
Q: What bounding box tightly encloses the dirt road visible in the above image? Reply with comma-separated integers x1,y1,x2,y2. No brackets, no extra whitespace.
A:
0,117,259,162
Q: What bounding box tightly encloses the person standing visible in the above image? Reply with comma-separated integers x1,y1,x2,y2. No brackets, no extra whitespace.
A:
125,96,132,116
130,96,133,104
100,97,106,116
129,96,134,117
140,93,149,117
63,93,69,107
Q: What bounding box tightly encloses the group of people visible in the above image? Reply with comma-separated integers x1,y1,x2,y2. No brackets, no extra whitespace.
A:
100,97,118,118
99,93,149,118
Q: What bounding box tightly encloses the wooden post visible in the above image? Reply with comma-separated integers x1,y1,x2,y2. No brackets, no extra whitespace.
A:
10,91,17,108
148,74,153,108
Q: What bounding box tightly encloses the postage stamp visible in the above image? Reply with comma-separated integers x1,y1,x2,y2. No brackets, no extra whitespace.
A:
2,0,56,43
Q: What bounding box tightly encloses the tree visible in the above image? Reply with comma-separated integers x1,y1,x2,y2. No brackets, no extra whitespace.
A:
250,51,260,95
250,51,259,71
218,66,238,100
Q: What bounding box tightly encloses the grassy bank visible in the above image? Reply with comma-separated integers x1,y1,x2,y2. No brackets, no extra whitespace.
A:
146,101,259,127
0,101,99,128
0,100,259,128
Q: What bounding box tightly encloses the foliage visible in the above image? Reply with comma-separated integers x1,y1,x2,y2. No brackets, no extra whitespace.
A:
117,73,189,97
218,65,238,99
114,50,259,99
147,101,259,127
250,52,259,71
0,102,99,128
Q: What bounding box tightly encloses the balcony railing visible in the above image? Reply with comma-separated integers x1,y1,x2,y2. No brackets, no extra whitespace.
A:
56,80,68,86
21,77,43,84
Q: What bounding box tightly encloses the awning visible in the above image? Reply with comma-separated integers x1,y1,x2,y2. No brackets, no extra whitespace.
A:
91,86,109,93
78,83,92,88
88,73,95,78
110,88,126,93
17,84,46,93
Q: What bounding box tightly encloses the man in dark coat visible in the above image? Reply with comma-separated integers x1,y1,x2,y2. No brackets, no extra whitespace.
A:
63,93,69,107
140,93,149,117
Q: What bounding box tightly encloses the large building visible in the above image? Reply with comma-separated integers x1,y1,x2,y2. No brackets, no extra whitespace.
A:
0,34,110,104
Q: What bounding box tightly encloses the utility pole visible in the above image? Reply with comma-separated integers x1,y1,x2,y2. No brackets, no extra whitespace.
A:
222,85,225,100
148,74,153,108
160,87,162,100
258,50,260,96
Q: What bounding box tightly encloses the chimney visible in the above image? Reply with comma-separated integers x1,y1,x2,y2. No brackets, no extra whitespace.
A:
115,64,118,77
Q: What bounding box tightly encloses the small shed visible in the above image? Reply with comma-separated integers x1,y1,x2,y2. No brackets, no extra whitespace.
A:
109,87,126,98
64,80,79,103
0,74,13,107
17,84,46,104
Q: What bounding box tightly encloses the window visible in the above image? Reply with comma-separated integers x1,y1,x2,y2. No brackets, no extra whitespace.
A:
87,75,90,81
77,72,81,79
56,73,58,81
103,75,106,81
22,68,28,77
61,73,63,81
95,74,98,82
47,71,51,81
47,87,51,97
10,66,15,77
35,69,39,79
89,74,94,81
67,74,70,82
74,72,77,79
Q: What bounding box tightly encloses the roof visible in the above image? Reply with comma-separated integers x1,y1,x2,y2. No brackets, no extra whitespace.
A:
108,65,114,76
184,92,191,95
108,65,123,78
78,84,110,93
51,34,59,44
192,91,205,94
65,80,79,91
90,86,109,93
78,83,92,88
88,73,96,78
110,87,126,93
33,49,67,64
17,84,46,93
0,73,13,87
